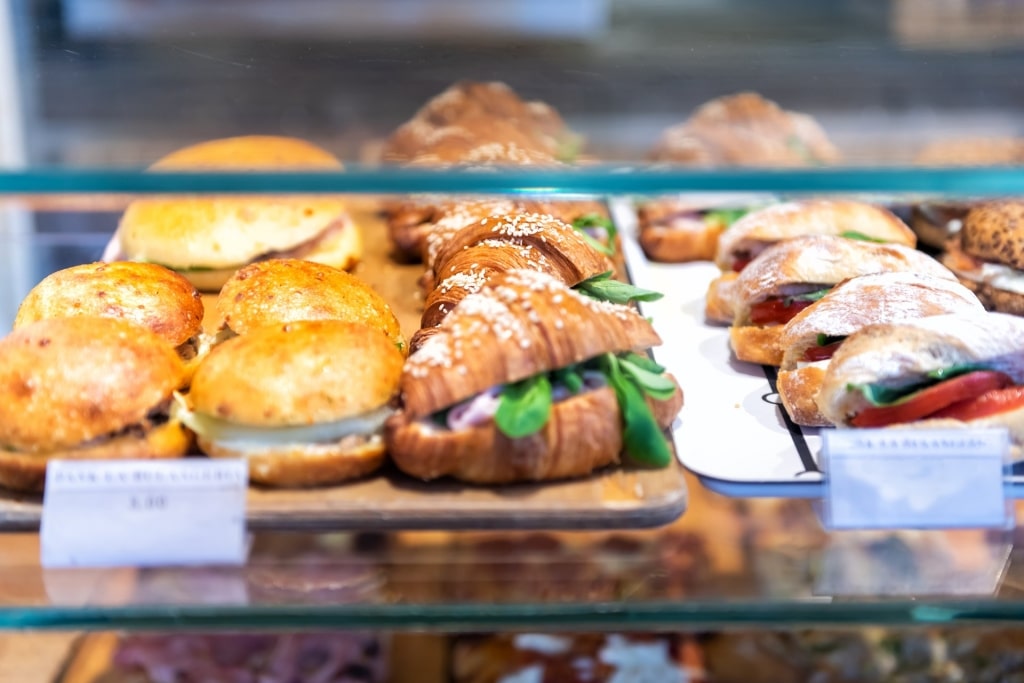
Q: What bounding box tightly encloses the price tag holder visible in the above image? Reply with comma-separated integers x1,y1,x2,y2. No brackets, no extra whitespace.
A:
40,459,248,568
822,428,1012,530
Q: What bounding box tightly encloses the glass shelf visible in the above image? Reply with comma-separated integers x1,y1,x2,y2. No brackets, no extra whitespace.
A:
0,478,1021,631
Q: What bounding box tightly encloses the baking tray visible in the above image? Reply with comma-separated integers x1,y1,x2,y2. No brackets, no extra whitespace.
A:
0,201,687,531
611,197,1024,501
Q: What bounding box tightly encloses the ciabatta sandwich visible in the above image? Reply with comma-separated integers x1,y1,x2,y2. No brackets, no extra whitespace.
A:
387,270,683,484
776,272,983,426
817,312,1024,441
729,235,956,366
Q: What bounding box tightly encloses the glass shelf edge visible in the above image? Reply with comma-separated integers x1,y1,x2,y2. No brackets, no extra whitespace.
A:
5,601,1024,632
0,167,1023,195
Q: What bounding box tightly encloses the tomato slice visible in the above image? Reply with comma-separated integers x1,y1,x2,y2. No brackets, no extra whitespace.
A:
732,257,753,272
929,386,1024,421
802,340,843,363
850,370,1014,428
749,297,816,326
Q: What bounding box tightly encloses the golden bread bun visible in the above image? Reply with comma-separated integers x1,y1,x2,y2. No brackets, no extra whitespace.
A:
817,312,1024,425
639,213,724,263
201,435,384,488
728,324,786,366
716,199,916,270
402,269,662,418
777,365,830,427
704,272,739,324
961,200,1024,270
14,261,203,347
0,420,192,493
652,92,840,167
118,136,358,286
0,317,186,452
189,320,403,427
216,259,403,347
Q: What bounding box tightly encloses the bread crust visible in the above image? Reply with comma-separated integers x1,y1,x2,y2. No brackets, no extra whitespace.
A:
201,436,385,487
817,312,1024,425
119,136,356,273
729,324,785,366
0,317,186,452
704,273,739,324
716,200,916,270
957,277,1024,316
777,365,831,427
403,270,662,417
217,259,403,347
732,235,955,323
189,321,403,427
14,261,203,347
0,420,191,493
778,272,983,371
961,200,1024,270
638,216,723,263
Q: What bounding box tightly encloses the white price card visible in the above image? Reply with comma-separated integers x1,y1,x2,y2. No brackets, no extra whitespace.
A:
822,428,1012,530
40,459,248,568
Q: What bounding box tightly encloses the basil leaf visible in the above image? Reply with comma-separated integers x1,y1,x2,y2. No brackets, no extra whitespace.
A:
840,230,887,243
495,375,553,438
619,357,677,401
703,208,749,228
846,364,987,407
572,214,619,256
576,272,664,304
783,288,830,306
622,352,665,374
602,355,672,467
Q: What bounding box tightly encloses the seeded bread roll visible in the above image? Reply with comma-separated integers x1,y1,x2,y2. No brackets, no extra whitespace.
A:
776,273,983,426
187,321,403,487
216,259,403,349
0,317,189,491
729,235,957,366
14,261,203,353
118,136,361,291
941,201,1024,316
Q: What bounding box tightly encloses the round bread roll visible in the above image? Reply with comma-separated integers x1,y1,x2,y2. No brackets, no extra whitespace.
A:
118,136,361,291
960,200,1024,271
187,320,403,487
216,259,403,349
0,317,190,491
14,261,203,351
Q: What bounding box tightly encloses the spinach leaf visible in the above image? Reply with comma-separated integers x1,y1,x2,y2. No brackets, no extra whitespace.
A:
572,214,619,256
703,208,749,228
846,364,987,407
621,352,665,375
618,356,677,401
840,230,887,243
553,366,584,394
783,288,830,307
495,375,553,438
576,271,664,304
816,333,845,347
601,355,673,467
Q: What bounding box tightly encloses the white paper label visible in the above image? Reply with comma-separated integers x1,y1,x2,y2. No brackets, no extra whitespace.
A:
823,428,1011,530
40,459,248,568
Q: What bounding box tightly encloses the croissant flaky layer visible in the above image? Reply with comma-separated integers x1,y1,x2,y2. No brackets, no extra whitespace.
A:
402,270,662,417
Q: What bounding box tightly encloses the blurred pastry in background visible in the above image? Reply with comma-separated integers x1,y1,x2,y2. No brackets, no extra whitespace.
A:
914,137,1024,167
117,135,361,292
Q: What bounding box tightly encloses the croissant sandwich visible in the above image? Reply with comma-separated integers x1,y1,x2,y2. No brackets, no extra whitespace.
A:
386,270,683,484
636,196,760,263
775,272,984,427
705,199,917,324
729,235,956,366
817,313,1024,446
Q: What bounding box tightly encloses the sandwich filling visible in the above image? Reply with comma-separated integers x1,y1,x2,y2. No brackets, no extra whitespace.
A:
944,241,1024,295
747,285,831,326
730,229,892,273
4,399,174,455
571,215,620,257
172,393,393,453
843,365,1024,427
423,352,677,467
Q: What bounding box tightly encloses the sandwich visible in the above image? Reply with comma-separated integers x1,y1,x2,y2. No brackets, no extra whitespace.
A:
775,272,984,426
382,81,578,164
386,270,683,484
705,199,917,324
650,92,841,167
0,317,190,492
941,200,1024,316
817,312,1024,439
215,258,404,351
177,320,403,487
636,196,759,263
13,261,204,364
117,135,361,291
729,235,957,366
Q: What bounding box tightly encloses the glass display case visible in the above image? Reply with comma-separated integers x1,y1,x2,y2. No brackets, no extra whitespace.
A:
4,0,1024,680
